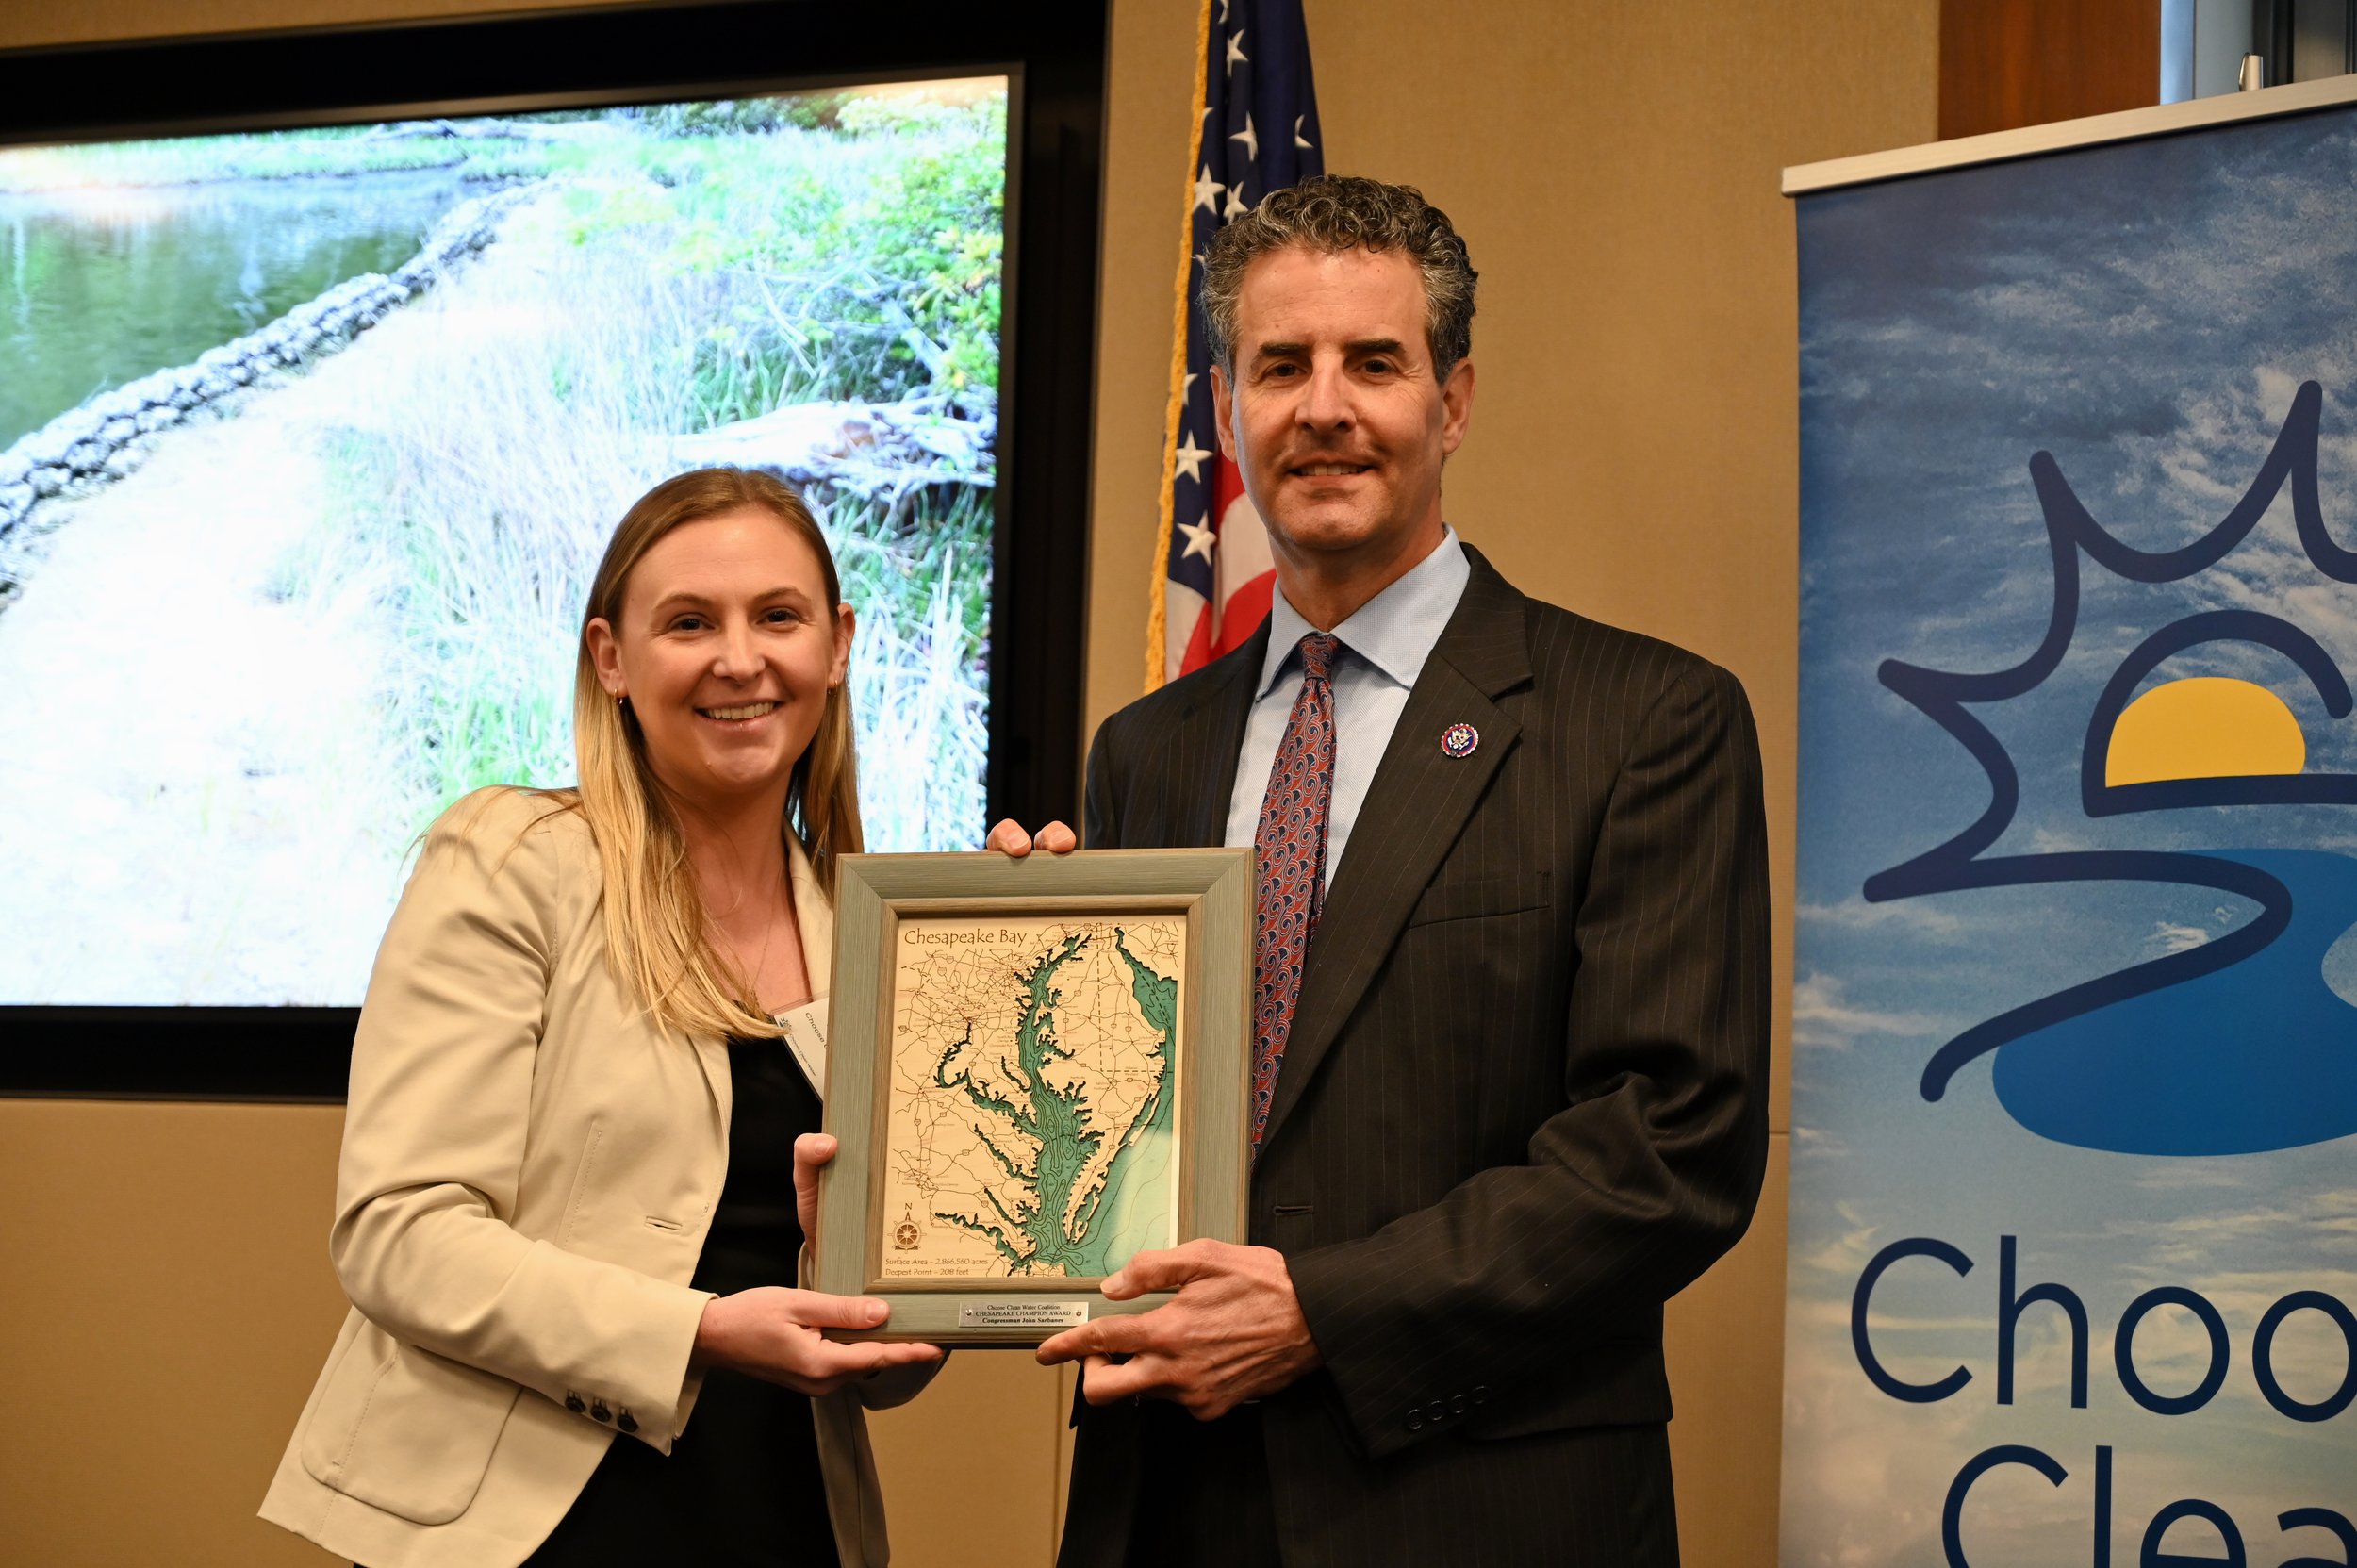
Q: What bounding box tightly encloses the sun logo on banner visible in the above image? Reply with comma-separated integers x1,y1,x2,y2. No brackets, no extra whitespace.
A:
1869,379,2357,1156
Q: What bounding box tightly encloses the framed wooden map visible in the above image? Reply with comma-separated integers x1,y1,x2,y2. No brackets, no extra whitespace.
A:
812,847,1253,1345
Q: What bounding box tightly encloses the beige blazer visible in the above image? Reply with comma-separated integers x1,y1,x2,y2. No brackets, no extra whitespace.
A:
262,787,911,1568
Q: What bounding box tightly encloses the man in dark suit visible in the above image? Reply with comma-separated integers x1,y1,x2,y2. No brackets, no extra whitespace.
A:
993,175,1768,1567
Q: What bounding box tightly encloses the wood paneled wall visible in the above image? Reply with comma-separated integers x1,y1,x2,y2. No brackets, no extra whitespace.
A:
1939,0,2161,137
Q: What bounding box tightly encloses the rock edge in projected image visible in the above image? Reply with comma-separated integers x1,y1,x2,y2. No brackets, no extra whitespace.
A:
0,183,540,599
668,388,997,522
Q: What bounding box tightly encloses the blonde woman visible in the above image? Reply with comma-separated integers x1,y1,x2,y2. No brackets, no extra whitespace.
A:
262,470,941,1568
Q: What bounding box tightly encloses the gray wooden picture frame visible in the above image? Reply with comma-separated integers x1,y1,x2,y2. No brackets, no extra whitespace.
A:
813,847,1253,1346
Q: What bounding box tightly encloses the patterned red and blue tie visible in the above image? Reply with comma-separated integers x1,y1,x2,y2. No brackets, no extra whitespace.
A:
1250,632,1341,1150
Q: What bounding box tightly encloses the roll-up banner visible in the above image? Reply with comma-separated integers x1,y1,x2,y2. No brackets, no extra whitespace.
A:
1785,82,2357,1567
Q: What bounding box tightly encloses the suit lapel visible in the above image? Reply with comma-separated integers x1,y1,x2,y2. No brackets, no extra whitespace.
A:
787,833,833,998
690,834,832,1131
1172,619,1268,849
1261,548,1533,1144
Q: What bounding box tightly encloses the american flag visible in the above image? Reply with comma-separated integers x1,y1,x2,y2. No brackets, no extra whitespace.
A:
1147,0,1323,689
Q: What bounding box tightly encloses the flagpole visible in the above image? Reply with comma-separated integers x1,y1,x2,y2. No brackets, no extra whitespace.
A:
1143,0,1217,695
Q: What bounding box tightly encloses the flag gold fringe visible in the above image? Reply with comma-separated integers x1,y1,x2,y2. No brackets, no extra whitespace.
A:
1143,0,1217,695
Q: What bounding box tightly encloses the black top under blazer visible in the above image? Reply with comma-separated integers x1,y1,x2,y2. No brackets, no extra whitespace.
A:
1058,546,1772,1568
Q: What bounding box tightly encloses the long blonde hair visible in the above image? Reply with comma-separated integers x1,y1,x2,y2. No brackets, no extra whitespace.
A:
569,468,863,1041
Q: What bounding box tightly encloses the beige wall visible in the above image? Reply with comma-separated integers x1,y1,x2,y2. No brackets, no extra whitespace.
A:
0,2,1937,1563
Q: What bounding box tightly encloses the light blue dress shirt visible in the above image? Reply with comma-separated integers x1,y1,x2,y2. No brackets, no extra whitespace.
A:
1224,528,1473,889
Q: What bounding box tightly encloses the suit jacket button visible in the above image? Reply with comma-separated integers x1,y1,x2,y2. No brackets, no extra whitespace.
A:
1472,1384,1490,1405
1406,1411,1425,1431
564,1393,585,1413
590,1401,611,1423
617,1411,639,1434
1450,1393,1468,1415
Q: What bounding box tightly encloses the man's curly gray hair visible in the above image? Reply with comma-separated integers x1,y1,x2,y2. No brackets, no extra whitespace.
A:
1200,175,1477,377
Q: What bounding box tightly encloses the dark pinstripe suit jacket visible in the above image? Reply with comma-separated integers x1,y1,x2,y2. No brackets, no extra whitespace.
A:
1058,547,1770,1567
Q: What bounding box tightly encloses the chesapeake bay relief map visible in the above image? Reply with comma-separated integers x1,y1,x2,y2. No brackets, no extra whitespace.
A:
880,914,1183,1280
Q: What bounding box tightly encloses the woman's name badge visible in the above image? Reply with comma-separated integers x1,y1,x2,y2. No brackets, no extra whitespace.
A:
779,999,829,1097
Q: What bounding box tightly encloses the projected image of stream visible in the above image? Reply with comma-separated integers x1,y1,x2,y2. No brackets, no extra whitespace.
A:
0,170,500,1007
0,172,473,446
0,94,1009,1011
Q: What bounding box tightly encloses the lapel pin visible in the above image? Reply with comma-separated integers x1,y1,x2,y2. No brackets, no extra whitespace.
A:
1441,722,1479,759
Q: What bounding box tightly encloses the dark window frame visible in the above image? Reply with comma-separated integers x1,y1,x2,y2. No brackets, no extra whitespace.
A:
0,0,1104,1101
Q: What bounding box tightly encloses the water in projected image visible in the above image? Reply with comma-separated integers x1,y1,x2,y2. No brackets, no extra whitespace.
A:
0,86,1005,1005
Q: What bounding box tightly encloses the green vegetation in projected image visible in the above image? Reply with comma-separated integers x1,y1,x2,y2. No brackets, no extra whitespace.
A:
0,80,1006,1008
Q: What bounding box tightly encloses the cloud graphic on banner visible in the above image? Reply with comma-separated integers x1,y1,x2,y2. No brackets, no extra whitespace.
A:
1797,897,1970,937
1792,973,1945,1051
1868,379,2357,1157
